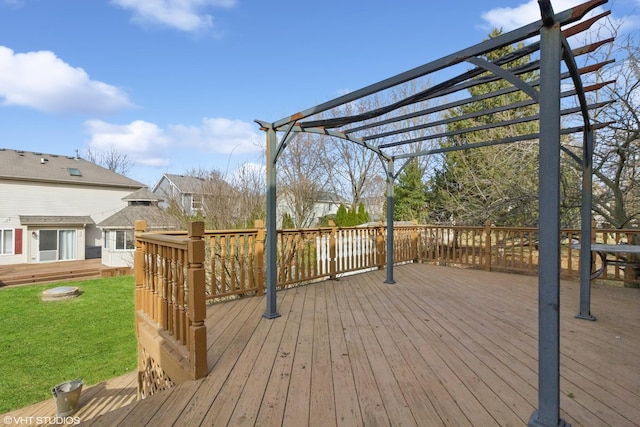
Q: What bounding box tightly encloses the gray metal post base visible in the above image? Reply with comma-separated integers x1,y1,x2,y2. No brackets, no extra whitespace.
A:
575,313,596,321
528,410,571,427
384,279,396,284
263,312,281,319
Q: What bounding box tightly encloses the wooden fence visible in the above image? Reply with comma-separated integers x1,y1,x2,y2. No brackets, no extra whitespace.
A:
133,219,639,398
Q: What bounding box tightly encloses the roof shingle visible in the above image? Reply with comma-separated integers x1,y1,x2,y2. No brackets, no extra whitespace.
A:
0,148,144,188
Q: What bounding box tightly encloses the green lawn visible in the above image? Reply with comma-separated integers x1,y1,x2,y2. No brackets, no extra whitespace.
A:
0,276,137,414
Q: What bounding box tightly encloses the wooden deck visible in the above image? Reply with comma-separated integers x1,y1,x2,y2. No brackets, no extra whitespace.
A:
14,263,639,426
2,372,137,423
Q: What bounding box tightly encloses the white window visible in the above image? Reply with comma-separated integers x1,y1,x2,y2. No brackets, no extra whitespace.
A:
115,230,134,250
1,229,13,255
191,194,204,211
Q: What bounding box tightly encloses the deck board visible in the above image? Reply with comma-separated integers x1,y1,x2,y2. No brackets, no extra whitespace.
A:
224,286,295,426
334,279,390,425
2,372,137,426
309,282,336,427
282,283,315,426
178,295,266,426
30,263,640,426
255,286,308,426
324,283,363,427
377,273,503,426
357,275,445,426
346,278,418,426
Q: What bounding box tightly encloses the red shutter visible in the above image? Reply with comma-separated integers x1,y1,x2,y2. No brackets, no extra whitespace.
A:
15,228,22,255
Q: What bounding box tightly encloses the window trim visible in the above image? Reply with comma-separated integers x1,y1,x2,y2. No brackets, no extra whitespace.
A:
114,230,134,251
0,229,14,255
191,194,204,211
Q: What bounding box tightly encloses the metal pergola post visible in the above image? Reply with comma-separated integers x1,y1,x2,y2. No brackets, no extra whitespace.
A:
528,7,569,427
577,128,595,320
385,158,396,284
264,126,281,319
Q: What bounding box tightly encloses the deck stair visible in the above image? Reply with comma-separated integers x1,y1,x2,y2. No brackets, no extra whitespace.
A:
0,260,130,287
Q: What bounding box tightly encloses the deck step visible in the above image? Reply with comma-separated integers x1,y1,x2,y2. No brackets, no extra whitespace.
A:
0,268,102,287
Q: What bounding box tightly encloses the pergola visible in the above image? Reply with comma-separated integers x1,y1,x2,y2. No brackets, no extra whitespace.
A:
256,1,613,425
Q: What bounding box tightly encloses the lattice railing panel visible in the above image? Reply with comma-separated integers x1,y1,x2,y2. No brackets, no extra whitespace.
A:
138,346,175,399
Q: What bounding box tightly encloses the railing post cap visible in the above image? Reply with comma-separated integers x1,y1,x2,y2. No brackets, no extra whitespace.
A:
188,221,205,237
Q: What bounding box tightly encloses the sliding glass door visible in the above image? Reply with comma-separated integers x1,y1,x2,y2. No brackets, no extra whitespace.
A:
39,229,77,262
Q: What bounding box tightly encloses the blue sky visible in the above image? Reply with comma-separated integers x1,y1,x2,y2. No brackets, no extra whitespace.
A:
0,0,637,187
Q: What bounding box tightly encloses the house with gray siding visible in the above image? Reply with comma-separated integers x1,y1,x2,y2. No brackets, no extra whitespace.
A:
0,148,144,266
152,173,236,217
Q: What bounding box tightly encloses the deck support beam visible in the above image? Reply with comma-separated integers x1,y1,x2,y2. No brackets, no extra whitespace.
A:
528,6,570,426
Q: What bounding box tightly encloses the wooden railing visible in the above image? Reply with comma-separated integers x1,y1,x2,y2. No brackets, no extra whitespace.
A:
277,223,386,286
133,219,639,397
206,224,265,299
134,220,207,398
414,222,639,285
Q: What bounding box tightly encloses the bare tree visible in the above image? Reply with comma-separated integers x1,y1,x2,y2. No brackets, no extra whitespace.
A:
567,21,640,287
84,147,134,176
320,97,386,212
230,163,266,228
277,133,330,228
588,29,640,229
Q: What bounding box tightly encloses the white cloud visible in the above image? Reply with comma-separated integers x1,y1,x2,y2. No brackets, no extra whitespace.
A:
111,0,236,32
169,117,262,154
85,117,262,170
85,119,171,167
481,0,591,31
0,46,134,114
232,161,265,178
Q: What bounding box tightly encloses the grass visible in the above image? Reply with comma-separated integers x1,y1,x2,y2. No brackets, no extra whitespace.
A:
0,276,137,414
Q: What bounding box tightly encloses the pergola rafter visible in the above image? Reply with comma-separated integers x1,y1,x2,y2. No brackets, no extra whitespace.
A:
256,1,614,425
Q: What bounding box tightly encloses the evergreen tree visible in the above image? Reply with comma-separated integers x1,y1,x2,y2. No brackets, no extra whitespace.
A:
334,203,371,226
357,203,370,224
282,212,295,229
428,29,542,226
335,205,348,226
394,158,428,222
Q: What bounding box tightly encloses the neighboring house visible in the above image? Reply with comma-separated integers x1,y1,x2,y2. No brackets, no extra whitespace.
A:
0,148,144,266
277,190,345,228
152,173,236,217
98,188,180,267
